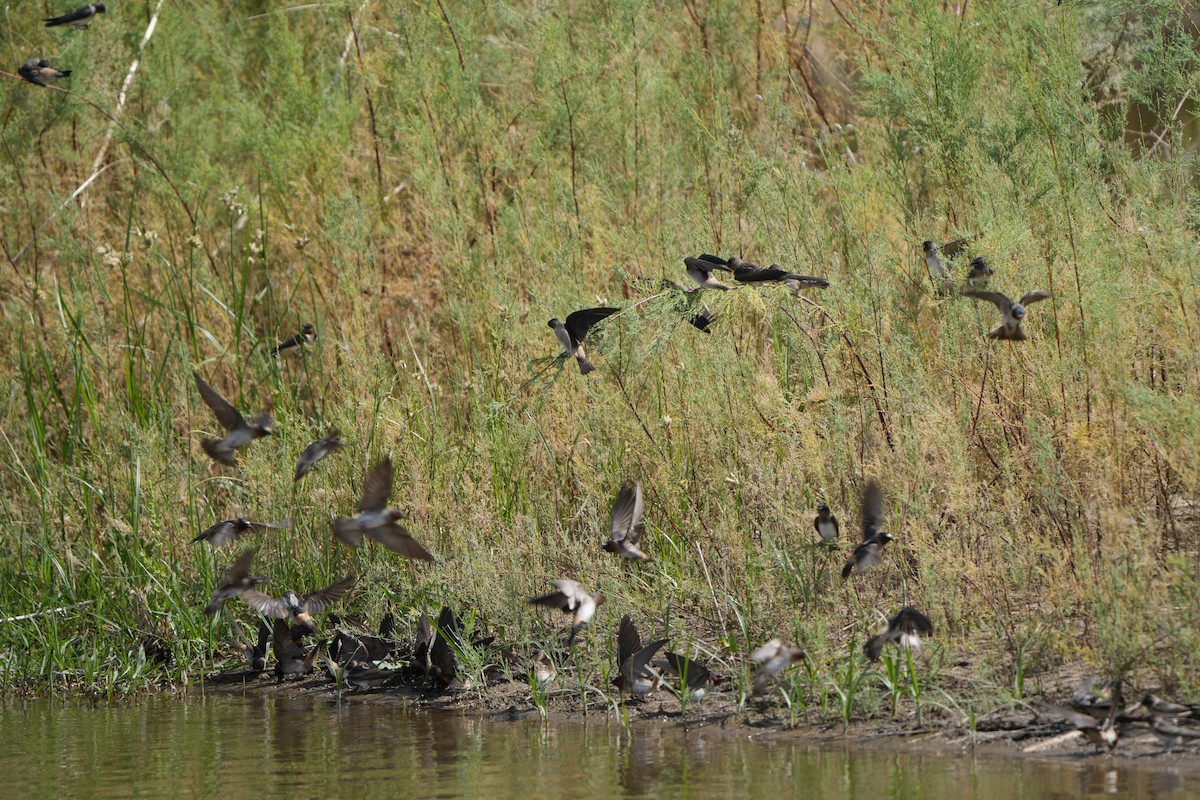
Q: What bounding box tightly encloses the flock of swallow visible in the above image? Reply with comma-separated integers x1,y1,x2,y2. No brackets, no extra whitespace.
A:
16,4,105,87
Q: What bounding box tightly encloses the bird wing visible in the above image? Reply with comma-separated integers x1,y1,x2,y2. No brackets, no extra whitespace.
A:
563,307,619,344
303,575,355,613
358,458,394,512
625,638,667,680
750,639,782,663
368,523,434,561
664,652,711,688
893,607,933,635
854,541,884,571
963,291,1013,314
1041,703,1102,731
529,591,570,612
617,615,642,668
697,254,731,269
241,589,289,619
609,482,644,543
219,549,256,586
1019,290,1053,306
684,256,715,274
861,478,884,540
44,6,93,26
194,372,245,431
940,235,975,258
247,518,291,531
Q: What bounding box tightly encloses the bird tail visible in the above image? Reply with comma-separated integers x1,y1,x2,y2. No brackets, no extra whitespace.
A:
864,634,887,662
59,70,72,78
331,518,364,547
575,355,595,374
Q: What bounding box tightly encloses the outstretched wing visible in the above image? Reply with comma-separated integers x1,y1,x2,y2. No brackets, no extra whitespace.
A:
617,614,642,668
962,291,1014,314
861,479,884,540
368,523,434,561
241,589,289,619
303,575,355,613
563,307,619,344
358,458,394,512
893,607,933,636
609,482,644,544
194,372,245,431
1019,290,1053,307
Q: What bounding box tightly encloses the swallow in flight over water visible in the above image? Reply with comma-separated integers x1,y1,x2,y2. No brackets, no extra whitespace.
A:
548,307,619,374
663,652,713,699
684,256,732,290
842,479,896,577
18,59,71,87
241,574,355,632
864,607,933,661
294,429,342,481
193,517,290,548
602,482,652,562
272,323,316,358
611,615,667,696
529,579,605,647
203,550,267,615
963,289,1052,341
44,3,105,28
193,372,273,464
814,503,839,545
751,638,806,694
966,256,995,289
333,457,434,560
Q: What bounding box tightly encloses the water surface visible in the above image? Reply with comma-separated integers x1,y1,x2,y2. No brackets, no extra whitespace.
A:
1,693,1197,798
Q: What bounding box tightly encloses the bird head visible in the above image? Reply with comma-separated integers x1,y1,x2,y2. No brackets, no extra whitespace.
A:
301,323,315,336
252,414,275,435
547,318,561,329
1011,304,1026,320
880,532,896,543
95,3,108,12
922,240,935,254
816,503,831,516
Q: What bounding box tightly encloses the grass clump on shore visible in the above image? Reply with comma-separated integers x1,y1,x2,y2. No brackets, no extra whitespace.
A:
1,0,1198,722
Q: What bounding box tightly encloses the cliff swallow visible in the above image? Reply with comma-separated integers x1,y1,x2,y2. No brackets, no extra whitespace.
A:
294,429,342,481
272,323,316,358
864,607,933,661
241,574,355,632
193,517,290,548
203,549,266,615
728,257,829,289
411,613,434,676
684,256,732,290
333,457,434,560
429,606,461,685
814,503,839,545
689,306,717,332
1150,715,1200,750
193,372,273,464
330,628,393,667
532,652,556,685
272,618,320,677
611,615,666,696
18,59,71,87
229,617,272,672
964,289,1052,341
602,482,652,562
44,3,105,28
663,652,713,699
966,256,995,288
751,638,806,694
1040,700,1120,751
1143,694,1199,718
548,307,619,374
922,240,954,295
842,479,896,577
529,579,605,646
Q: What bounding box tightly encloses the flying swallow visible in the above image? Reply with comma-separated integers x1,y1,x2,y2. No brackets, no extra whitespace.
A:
611,615,666,696
548,307,619,374
18,59,72,87
750,638,806,694
193,372,273,464
940,234,980,259
193,517,290,548
529,579,605,646
332,457,434,560
294,429,342,481
842,479,896,577
963,289,1052,341
814,503,839,545
966,256,995,289
663,652,713,699
241,574,355,632
203,549,266,615
684,256,732,290
272,618,320,677
602,482,652,562
44,3,105,28
689,306,717,333
864,607,933,661
272,323,316,358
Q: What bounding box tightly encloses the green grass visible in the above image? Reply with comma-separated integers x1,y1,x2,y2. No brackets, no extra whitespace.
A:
1,0,1198,720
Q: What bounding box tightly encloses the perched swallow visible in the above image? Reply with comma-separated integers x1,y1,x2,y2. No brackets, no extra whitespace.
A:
272,619,319,677
44,3,105,28
751,638,806,694
193,372,273,464
332,457,434,560
684,256,732,290
602,482,652,562
611,615,666,696
941,234,979,259
963,289,1052,341
922,240,954,295
272,323,316,358
663,652,713,699
429,606,461,686
529,579,605,646
329,629,393,668
547,307,619,374
1143,694,1199,718
203,549,266,615
841,479,896,578
966,256,995,289
814,503,839,545
411,613,435,676
294,429,342,481
689,306,717,333
728,257,829,289
193,517,290,548
229,618,272,672
1150,715,1200,749
532,652,556,685
18,58,71,87
864,607,933,661
241,574,355,632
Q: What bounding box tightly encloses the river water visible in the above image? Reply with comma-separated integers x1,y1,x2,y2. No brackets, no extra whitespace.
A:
1,692,1197,798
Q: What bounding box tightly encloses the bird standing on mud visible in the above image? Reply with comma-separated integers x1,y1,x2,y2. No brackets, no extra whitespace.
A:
18,59,71,87
602,482,652,562
529,579,605,646
44,3,105,28
294,429,342,481
193,372,274,464
333,457,434,560
964,289,1052,341
548,307,618,374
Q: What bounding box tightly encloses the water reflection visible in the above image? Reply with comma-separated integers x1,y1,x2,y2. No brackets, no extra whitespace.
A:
0,693,1197,799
